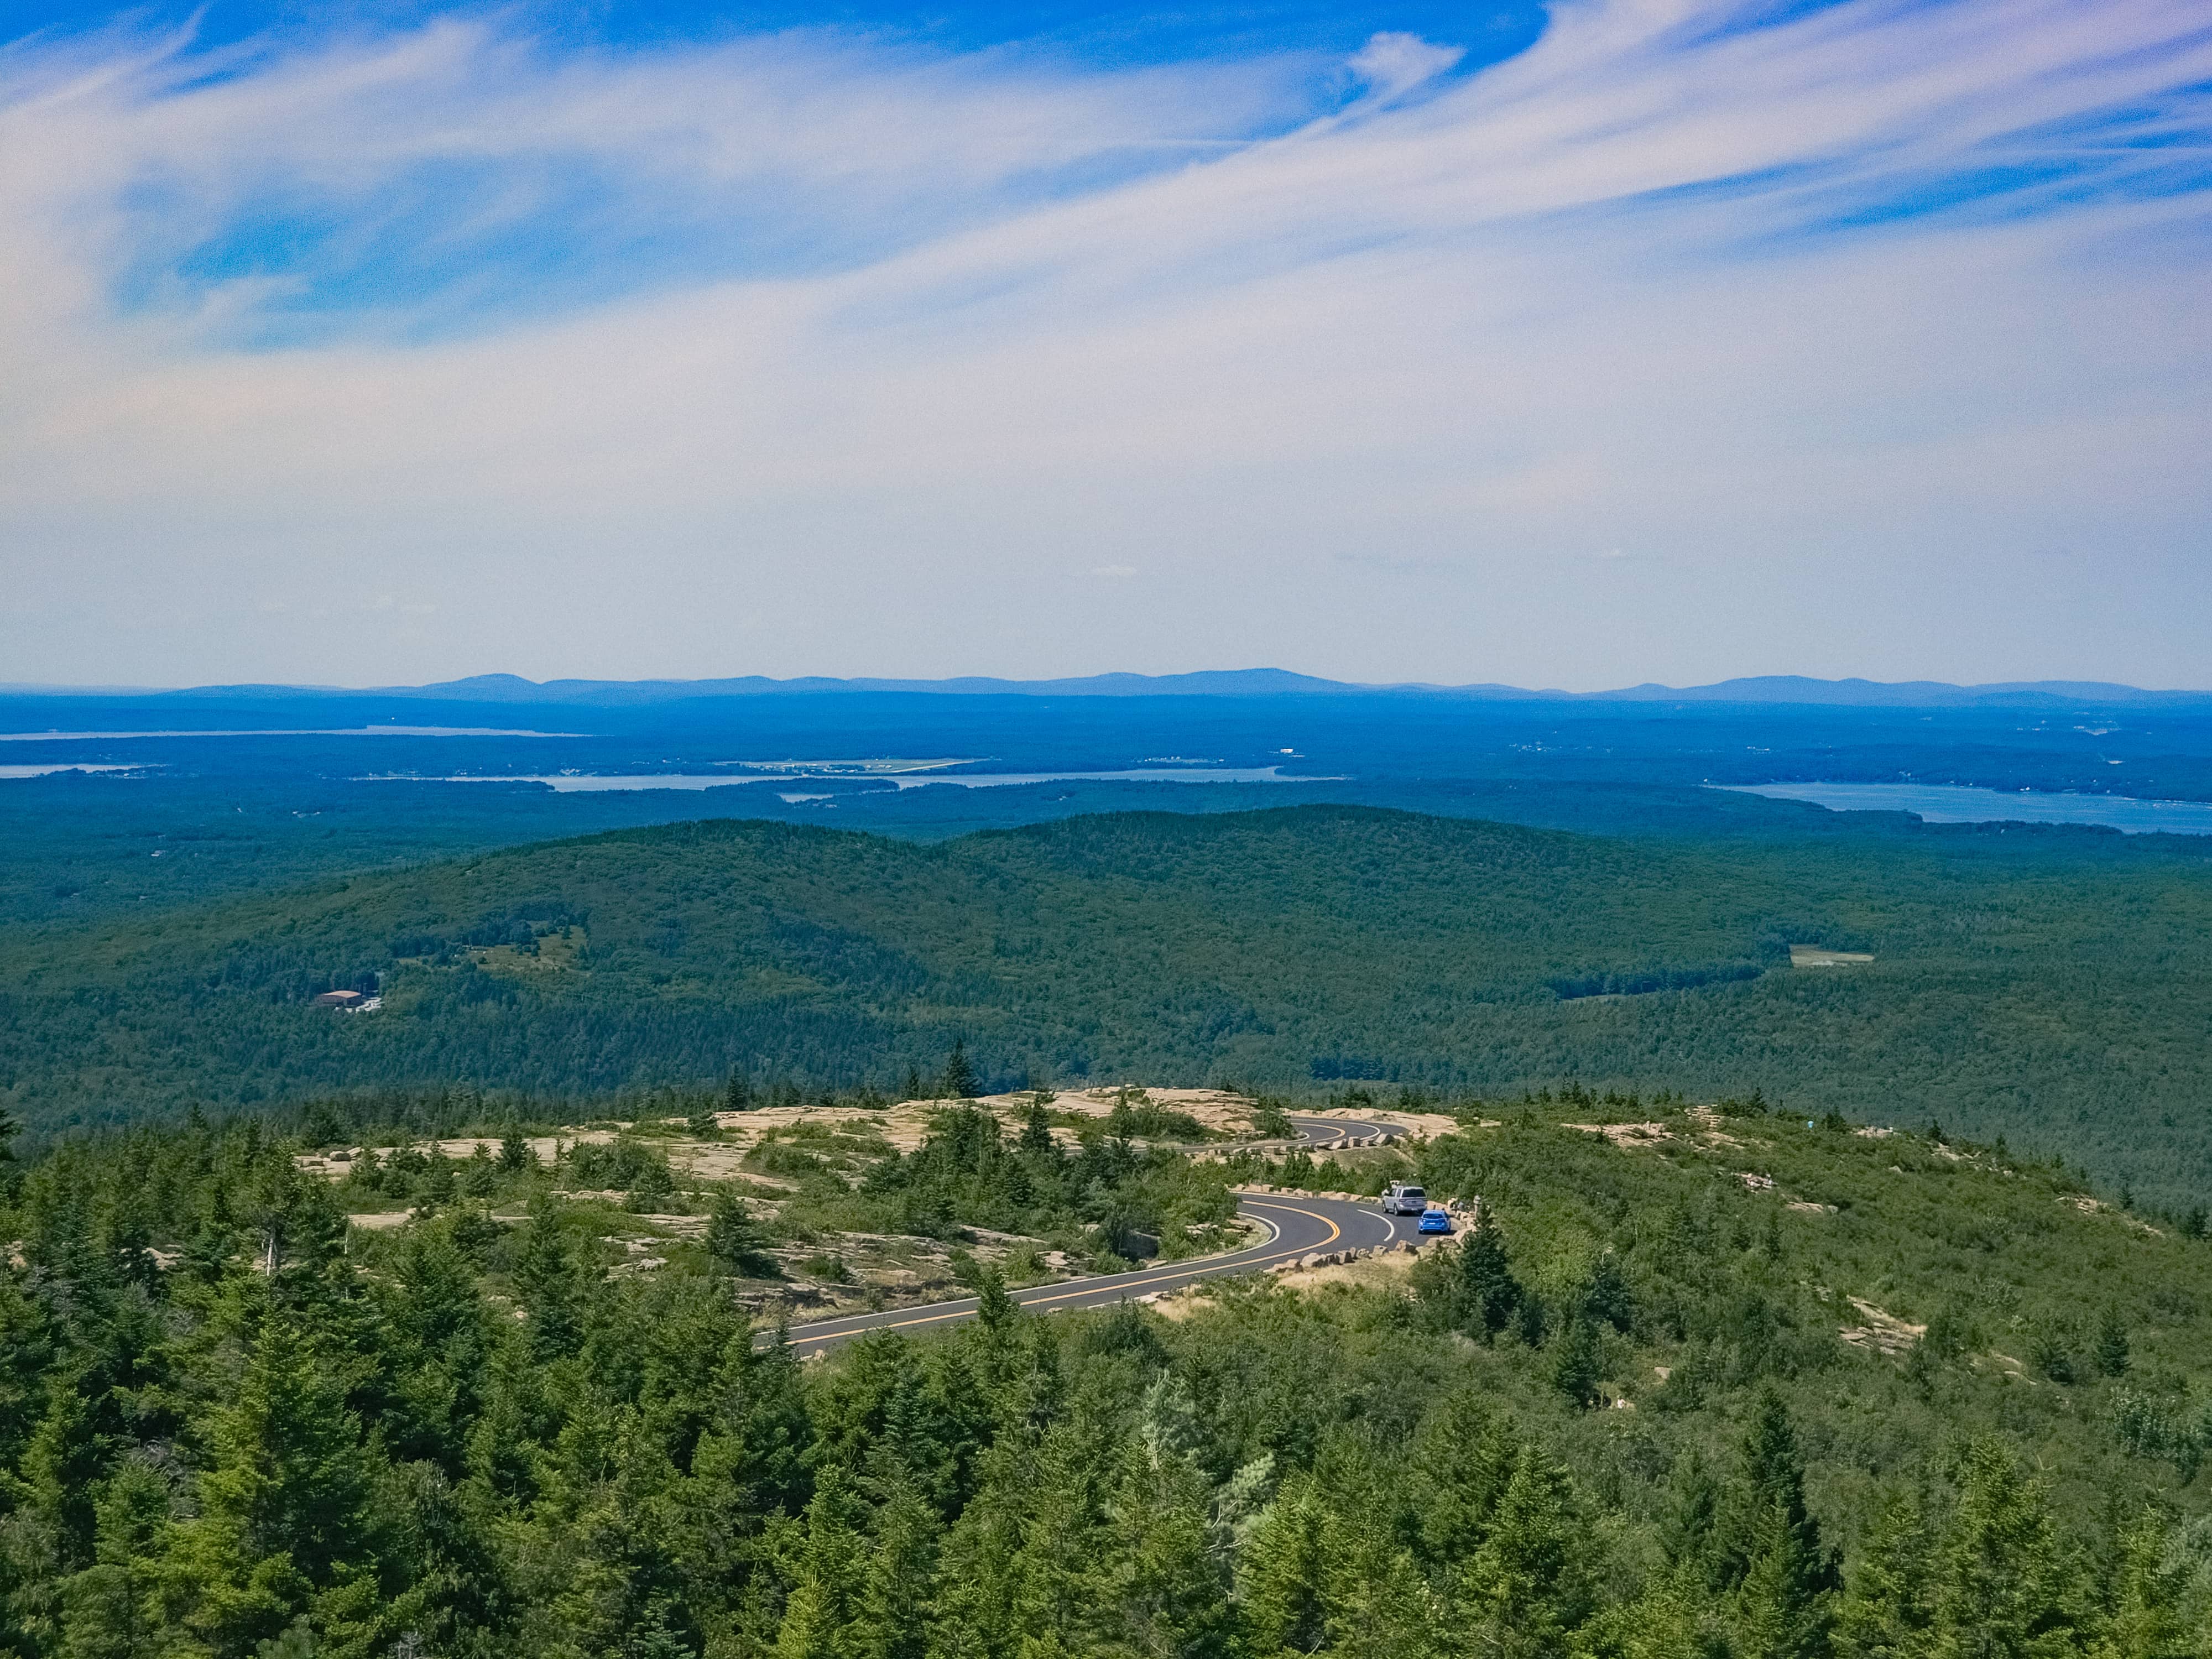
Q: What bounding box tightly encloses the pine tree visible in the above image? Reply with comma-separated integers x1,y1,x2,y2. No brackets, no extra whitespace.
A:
2089,1511,2194,1659
2094,1310,2131,1378
707,1190,780,1279
777,1470,867,1659
1462,1444,1597,1659
1930,1439,2080,1659
1454,1209,1523,1343
725,1071,754,1113
1550,1314,1602,1407
1717,1390,1838,1659
941,1040,980,1102
1411,1389,1520,1570
1834,1488,1933,1659
855,1479,939,1659
1240,1479,1333,1656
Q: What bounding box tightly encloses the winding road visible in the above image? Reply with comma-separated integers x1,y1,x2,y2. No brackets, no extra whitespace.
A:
771,1116,1425,1355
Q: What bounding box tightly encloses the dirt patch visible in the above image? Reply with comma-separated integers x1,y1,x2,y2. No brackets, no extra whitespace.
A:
1566,1120,1673,1149
1791,945,1875,967
1146,1245,1420,1317
1684,1106,1746,1149
1839,1298,1926,1357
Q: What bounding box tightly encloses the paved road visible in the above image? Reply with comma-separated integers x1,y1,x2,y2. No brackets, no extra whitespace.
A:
770,1190,1425,1356
1288,1114,1399,1146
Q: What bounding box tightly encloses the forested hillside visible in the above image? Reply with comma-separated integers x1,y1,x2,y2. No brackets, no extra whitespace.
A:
5,805,2211,1207
4,1093,2212,1656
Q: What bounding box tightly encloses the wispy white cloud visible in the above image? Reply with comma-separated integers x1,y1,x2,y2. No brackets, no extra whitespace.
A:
1,0,2208,687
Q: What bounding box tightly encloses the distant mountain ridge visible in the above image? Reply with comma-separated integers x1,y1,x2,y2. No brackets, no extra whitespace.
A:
11,670,2211,707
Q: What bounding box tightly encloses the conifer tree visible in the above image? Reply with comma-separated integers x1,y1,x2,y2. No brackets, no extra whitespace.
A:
1462,1444,1597,1659
1550,1313,1602,1407
2089,1511,2195,1659
1453,1209,1524,1343
941,1040,980,1102
157,1303,372,1651
1716,1390,1838,1659
2095,1310,2131,1378
1107,1442,1235,1659
1240,1478,1332,1656
56,1457,171,1659
1834,1488,1934,1659
512,1195,585,1359
1411,1389,1520,1571
1020,1097,1057,1157
1930,1439,2080,1658
776,1469,868,1659
1584,1252,1636,1334
855,1478,940,1659
497,1127,535,1174
707,1190,780,1279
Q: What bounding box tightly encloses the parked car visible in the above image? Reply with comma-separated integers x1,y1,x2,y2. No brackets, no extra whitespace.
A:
1418,1206,1453,1235
1381,1182,1428,1216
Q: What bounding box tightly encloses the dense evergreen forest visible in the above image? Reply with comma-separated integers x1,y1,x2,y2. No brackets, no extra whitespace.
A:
6,805,2211,1208
4,1089,2212,1657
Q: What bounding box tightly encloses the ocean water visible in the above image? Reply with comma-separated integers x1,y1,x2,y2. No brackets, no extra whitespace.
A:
384,765,1329,794
1720,782,2212,835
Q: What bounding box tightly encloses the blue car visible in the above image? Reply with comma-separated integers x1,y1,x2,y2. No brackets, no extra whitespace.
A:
1417,1207,1453,1234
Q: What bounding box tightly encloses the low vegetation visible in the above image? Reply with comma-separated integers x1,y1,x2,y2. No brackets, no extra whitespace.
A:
5,1082,2212,1656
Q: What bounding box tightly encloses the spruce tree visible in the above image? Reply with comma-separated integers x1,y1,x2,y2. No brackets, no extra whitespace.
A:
1717,1390,1838,1659
1240,1479,1332,1657
855,1479,939,1659
941,1040,980,1102
1411,1389,1520,1570
497,1128,535,1174
512,1196,585,1360
1454,1209,1524,1343
1020,1097,1057,1157
2090,1511,2194,1659
1462,1444,1597,1659
707,1190,780,1279
725,1070,754,1113
1550,1314,1602,1408
1931,1439,2080,1659
1834,1487,1933,1659
776,1470,867,1659
2094,1310,2131,1378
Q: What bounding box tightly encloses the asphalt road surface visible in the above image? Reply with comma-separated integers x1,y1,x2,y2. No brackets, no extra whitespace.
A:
1288,1114,1399,1145
770,1190,1428,1357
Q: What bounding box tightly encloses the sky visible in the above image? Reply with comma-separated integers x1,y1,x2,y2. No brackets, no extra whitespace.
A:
2,0,2208,691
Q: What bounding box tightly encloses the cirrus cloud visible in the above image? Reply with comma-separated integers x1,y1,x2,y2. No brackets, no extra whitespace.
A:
1,0,2209,688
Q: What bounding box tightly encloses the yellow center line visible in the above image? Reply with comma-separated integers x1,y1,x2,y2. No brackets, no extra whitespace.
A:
781,1196,1349,1348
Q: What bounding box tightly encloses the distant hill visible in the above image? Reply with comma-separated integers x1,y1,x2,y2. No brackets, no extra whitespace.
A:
12,671,2210,707
6,802,2211,1207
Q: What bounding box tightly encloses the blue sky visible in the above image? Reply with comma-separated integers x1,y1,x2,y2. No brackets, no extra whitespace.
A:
3,0,2209,688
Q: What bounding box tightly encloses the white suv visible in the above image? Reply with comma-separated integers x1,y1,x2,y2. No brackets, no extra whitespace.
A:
1381,1182,1428,1216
